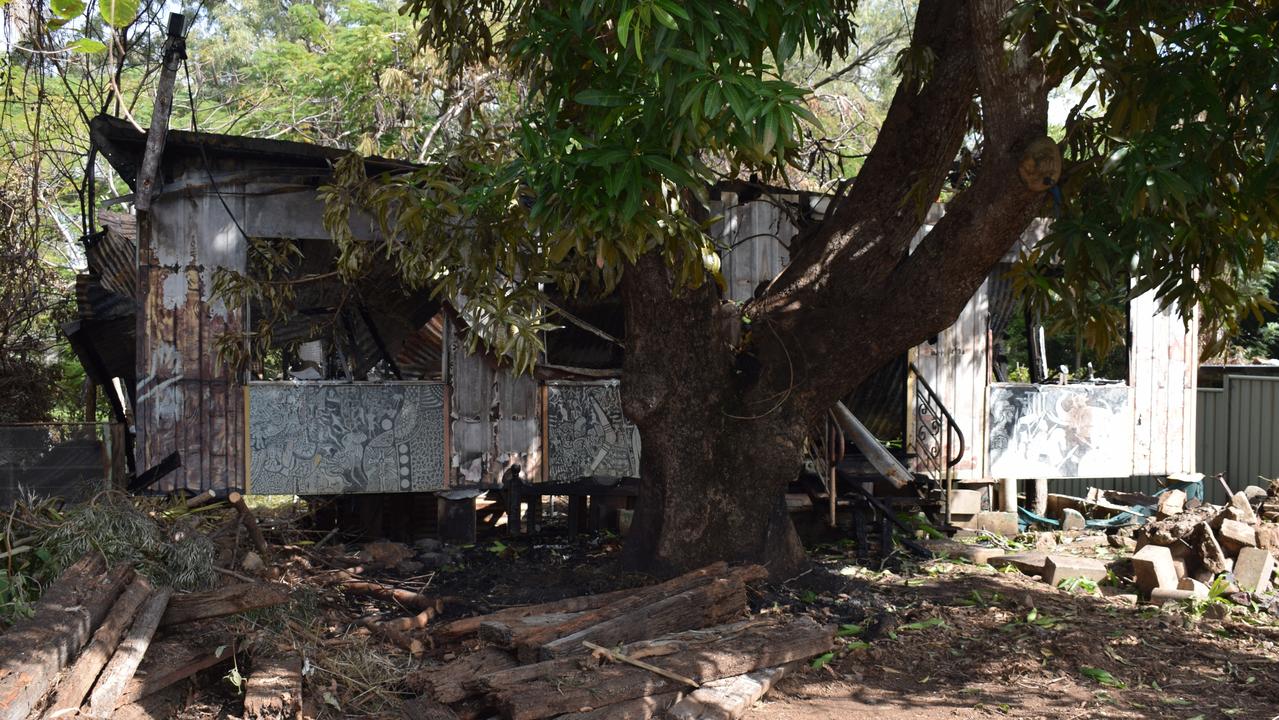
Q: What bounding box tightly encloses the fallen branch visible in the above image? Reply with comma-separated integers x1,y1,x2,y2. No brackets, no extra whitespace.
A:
227,491,270,557
583,641,701,689
339,581,438,612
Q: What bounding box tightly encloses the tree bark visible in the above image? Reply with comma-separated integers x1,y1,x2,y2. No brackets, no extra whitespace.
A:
620,255,808,578
619,0,1050,577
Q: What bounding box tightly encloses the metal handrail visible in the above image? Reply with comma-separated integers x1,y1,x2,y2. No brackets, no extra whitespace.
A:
907,363,965,471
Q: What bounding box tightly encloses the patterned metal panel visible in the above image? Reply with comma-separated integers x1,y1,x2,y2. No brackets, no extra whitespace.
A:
248,382,446,494
545,381,640,482
987,383,1133,479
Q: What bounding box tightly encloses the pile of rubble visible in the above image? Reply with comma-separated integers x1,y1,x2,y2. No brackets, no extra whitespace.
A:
941,478,1279,607
405,563,833,720
1130,482,1279,601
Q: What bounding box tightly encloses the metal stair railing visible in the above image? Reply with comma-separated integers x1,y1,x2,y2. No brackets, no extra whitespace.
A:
907,363,966,524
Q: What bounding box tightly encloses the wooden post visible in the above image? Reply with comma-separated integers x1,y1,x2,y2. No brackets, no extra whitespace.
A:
227,491,269,557
1000,477,1018,513
1031,478,1049,516
567,496,587,538
134,13,186,212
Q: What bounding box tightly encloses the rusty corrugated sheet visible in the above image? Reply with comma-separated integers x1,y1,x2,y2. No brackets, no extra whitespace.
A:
90,211,137,299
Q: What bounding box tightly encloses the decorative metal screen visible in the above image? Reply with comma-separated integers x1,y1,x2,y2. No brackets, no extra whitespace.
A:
987,384,1133,479
248,382,447,494
545,381,641,482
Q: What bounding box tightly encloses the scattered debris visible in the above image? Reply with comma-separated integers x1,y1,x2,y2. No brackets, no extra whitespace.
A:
410,564,831,719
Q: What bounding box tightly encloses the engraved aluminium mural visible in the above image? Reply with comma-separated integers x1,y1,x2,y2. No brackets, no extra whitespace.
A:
248,382,446,494
545,381,641,482
987,383,1132,479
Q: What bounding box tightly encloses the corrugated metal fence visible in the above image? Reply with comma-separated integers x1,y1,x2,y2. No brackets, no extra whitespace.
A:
1197,374,1279,493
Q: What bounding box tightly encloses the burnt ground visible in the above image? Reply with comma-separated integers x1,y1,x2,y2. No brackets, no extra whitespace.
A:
97,499,1279,720
418,530,1279,720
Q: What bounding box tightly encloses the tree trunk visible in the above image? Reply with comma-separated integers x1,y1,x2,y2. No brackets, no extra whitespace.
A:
617,0,1050,577
619,255,811,579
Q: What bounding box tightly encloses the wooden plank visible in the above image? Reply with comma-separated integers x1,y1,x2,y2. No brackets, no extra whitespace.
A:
537,574,751,659
86,588,173,718
667,664,793,720
160,583,288,627
434,585,638,640
0,558,130,720
478,617,833,720
1150,301,1171,475
507,563,735,661
242,655,302,719
1129,291,1155,475
406,647,517,704
116,642,233,707
1184,308,1200,471
43,576,154,719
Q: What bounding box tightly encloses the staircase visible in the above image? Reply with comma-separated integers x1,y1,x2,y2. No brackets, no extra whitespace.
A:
791,361,968,554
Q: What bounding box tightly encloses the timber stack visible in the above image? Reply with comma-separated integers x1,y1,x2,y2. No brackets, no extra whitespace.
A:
0,493,299,720
405,562,835,719
0,552,290,720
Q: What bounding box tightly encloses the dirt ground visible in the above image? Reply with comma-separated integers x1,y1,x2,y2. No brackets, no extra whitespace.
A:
92,500,1279,720
416,530,1279,720
740,553,1279,720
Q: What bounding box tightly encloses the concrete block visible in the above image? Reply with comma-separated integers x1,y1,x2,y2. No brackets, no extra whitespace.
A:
1149,588,1200,604
1131,545,1178,596
988,552,1047,576
1043,555,1109,587
1234,547,1276,594
1060,508,1086,532
1177,577,1209,598
1256,525,1279,552
1218,519,1257,555
1229,492,1259,525
962,511,1020,537
920,538,1002,565
1157,489,1186,518
947,489,983,516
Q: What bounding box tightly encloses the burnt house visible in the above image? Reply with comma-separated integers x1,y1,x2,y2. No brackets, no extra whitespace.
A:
69,114,1199,538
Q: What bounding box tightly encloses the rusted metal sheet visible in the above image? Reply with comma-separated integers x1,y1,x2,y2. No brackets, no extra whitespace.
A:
246,382,447,494
135,170,247,494
710,192,794,303
446,318,542,487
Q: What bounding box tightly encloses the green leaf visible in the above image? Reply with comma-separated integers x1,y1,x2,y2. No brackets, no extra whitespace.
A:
49,0,83,19
67,38,107,54
651,4,677,30
901,617,947,631
97,0,138,28
641,154,696,186
809,651,835,670
836,623,864,637
1081,666,1125,688
617,8,634,48
574,89,629,107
